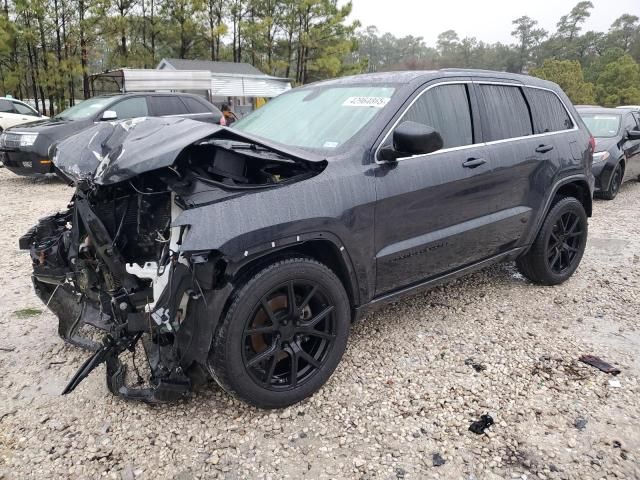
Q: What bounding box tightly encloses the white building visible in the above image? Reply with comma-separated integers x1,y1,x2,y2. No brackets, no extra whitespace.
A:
157,58,292,114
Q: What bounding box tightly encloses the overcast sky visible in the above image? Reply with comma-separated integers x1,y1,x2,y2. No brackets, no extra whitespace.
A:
346,0,640,46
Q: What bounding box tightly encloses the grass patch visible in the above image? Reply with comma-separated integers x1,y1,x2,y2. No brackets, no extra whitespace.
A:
14,307,42,318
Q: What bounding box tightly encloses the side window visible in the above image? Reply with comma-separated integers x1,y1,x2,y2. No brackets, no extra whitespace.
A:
0,99,15,113
148,96,189,116
633,113,640,129
110,97,149,119
13,101,38,116
182,97,211,114
623,114,637,132
476,84,533,142
525,88,573,133
401,84,473,149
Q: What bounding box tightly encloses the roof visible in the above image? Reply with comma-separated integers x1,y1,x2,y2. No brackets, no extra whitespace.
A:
307,69,559,90
158,58,265,76
576,106,632,114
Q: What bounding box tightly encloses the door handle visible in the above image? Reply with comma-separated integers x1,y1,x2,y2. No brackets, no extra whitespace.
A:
535,144,554,153
462,158,487,168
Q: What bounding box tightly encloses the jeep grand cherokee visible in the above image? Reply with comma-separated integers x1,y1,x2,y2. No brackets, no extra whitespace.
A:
20,70,594,408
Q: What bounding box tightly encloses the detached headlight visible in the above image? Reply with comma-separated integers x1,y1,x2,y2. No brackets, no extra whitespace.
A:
19,133,39,147
593,151,609,164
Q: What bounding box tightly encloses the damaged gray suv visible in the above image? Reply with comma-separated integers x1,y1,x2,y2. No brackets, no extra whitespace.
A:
20,70,594,408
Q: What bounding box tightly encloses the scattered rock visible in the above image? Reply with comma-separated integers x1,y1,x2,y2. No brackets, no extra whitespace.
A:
574,418,588,430
432,453,446,467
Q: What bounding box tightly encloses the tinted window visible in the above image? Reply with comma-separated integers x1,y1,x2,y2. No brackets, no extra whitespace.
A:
622,113,637,132
149,96,189,116
401,84,473,149
13,101,38,116
182,96,211,114
633,113,640,129
0,99,15,113
477,84,532,141
525,88,573,133
111,97,148,119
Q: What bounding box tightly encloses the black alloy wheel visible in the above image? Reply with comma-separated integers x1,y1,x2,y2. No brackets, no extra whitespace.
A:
516,196,588,285
242,280,337,390
600,162,622,200
546,211,584,275
208,257,350,408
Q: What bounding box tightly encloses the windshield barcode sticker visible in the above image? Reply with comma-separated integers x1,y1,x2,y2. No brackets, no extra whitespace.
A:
342,96,390,108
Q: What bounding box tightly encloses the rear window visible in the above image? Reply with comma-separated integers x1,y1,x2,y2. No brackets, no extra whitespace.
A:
149,96,189,116
525,88,573,133
477,84,533,142
182,96,211,114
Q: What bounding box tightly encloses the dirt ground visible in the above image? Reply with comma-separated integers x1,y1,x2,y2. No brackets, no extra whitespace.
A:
0,166,638,480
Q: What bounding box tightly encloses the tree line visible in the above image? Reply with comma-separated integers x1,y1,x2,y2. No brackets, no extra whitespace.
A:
0,0,360,115
350,2,640,107
0,0,639,115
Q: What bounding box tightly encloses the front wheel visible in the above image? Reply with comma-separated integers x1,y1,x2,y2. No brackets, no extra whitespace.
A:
598,162,623,200
516,197,588,285
208,257,351,408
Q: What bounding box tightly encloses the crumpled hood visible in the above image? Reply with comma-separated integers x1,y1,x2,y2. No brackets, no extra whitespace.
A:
53,116,323,185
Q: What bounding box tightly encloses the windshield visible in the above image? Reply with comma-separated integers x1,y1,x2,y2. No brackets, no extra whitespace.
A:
580,113,621,138
233,86,396,152
55,97,116,120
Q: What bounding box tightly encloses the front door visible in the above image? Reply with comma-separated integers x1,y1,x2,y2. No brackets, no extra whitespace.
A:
623,112,640,179
373,82,514,296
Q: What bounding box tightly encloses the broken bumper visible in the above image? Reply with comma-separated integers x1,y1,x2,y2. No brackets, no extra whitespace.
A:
19,197,211,403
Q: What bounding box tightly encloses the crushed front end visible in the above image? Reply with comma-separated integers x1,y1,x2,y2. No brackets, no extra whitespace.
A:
20,178,213,402
19,117,324,403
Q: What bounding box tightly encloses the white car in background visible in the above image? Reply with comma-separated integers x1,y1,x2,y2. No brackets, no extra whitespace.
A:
0,97,46,131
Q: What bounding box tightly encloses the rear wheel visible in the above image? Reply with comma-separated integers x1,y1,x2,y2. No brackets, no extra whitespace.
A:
598,162,623,200
208,257,351,408
516,197,588,285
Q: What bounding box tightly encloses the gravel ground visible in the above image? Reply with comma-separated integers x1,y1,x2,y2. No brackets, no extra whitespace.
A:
0,166,639,480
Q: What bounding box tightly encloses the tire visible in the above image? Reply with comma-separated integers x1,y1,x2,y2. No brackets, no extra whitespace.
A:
598,161,623,200
208,257,351,409
516,197,588,286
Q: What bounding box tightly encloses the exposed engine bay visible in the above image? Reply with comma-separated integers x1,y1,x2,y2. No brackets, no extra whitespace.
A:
19,118,325,403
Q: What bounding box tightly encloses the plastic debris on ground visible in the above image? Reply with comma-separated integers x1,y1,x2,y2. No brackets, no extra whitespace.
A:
469,414,494,435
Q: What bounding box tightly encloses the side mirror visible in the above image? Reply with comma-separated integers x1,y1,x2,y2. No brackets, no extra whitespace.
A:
627,128,640,140
101,110,118,121
379,121,444,161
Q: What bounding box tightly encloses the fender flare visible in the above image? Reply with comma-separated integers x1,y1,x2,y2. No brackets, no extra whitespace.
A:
604,156,625,192
222,230,362,306
526,174,592,246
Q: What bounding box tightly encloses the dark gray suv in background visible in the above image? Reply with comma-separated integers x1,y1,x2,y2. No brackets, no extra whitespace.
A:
21,70,594,408
577,106,640,200
0,92,223,177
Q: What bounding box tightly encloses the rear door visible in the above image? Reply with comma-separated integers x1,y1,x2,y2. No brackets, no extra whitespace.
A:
476,83,575,247
374,81,511,295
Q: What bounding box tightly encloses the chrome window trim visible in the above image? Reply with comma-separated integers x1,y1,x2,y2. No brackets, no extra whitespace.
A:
374,79,579,164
